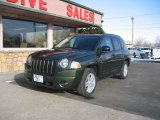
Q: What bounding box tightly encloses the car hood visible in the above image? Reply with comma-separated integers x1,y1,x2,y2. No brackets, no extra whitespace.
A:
32,49,95,61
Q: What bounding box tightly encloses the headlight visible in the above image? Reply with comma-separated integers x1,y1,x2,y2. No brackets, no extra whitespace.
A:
70,61,81,69
27,55,33,65
59,58,69,68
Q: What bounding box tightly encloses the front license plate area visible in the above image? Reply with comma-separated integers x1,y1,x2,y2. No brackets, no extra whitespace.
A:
33,74,43,83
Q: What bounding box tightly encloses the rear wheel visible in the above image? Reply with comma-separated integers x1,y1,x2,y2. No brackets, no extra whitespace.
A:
119,62,128,79
133,53,136,58
78,68,97,98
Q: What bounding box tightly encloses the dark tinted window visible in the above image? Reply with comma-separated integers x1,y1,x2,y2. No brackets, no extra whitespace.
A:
3,17,47,48
100,37,113,51
120,38,127,50
74,36,100,50
55,36,100,51
137,48,141,51
141,48,151,50
112,37,121,50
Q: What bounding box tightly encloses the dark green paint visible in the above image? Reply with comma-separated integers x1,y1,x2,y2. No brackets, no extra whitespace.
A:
25,34,130,90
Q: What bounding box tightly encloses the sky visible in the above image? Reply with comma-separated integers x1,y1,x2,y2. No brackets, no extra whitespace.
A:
72,0,160,43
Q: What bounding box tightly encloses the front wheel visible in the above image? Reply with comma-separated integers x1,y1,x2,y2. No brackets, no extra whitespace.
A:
78,68,97,98
140,54,144,59
119,62,128,79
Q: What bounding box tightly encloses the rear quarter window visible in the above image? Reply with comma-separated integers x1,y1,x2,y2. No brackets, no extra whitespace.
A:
120,38,128,50
112,37,121,50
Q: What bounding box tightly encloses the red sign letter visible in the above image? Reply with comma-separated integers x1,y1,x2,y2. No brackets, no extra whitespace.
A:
73,7,79,19
80,8,85,20
89,12,94,23
6,0,18,3
67,4,73,17
39,0,47,11
21,0,25,5
29,0,36,8
84,10,89,21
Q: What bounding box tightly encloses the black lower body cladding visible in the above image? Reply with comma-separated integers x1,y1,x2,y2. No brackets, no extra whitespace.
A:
25,65,85,90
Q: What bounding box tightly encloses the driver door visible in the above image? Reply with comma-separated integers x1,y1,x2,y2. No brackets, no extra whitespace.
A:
99,37,114,77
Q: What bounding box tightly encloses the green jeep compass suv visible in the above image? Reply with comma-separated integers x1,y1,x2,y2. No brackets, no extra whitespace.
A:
25,34,130,97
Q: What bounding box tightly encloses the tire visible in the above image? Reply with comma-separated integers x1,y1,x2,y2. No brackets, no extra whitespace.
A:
140,54,144,59
119,62,128,79
78,68,97,98
133,53,136,58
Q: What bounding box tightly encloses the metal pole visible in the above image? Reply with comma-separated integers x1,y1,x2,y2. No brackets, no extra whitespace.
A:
131,17,134,56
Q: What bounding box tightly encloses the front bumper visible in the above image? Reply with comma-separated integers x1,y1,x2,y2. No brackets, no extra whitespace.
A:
25,66,84,90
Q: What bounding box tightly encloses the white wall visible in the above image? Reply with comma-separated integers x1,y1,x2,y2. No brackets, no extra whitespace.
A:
47,23,53,48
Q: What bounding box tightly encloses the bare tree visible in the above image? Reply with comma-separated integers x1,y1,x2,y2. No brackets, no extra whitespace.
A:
134,38,145,47
155,36,160,47
134,38,153,47
143,41,153,47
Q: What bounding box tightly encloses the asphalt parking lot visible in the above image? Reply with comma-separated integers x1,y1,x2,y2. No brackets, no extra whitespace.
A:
0,61,160,120
57,61,160,119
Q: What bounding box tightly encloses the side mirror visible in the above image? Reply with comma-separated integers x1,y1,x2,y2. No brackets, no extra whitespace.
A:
102,46,111,52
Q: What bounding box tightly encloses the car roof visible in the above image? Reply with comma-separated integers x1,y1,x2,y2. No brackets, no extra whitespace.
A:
76,34,102,37
76,34,121,38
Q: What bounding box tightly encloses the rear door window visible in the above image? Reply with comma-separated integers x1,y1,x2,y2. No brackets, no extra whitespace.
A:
112,37,121,50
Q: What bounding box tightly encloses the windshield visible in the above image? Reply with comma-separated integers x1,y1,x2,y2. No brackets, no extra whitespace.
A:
141,48,150,50
55,36,100,51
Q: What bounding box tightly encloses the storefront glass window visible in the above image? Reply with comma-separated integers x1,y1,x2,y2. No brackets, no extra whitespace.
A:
3,17,47,48
53,25,76,45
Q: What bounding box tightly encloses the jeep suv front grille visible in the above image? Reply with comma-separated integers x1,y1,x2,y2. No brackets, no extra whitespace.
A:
31,59,55,75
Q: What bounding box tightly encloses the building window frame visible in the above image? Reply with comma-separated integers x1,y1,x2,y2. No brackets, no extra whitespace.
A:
0,16,51,52
53,25,76,45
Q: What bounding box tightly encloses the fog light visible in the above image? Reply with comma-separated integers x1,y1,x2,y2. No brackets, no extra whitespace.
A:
59,81,69,88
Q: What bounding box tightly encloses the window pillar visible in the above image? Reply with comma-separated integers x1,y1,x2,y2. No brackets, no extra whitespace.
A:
0,15,2,50
47,23,53,48
76,28,78,34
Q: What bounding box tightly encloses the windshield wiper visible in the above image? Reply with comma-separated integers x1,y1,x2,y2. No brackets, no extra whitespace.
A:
64,47,74,49
72,47,81,50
